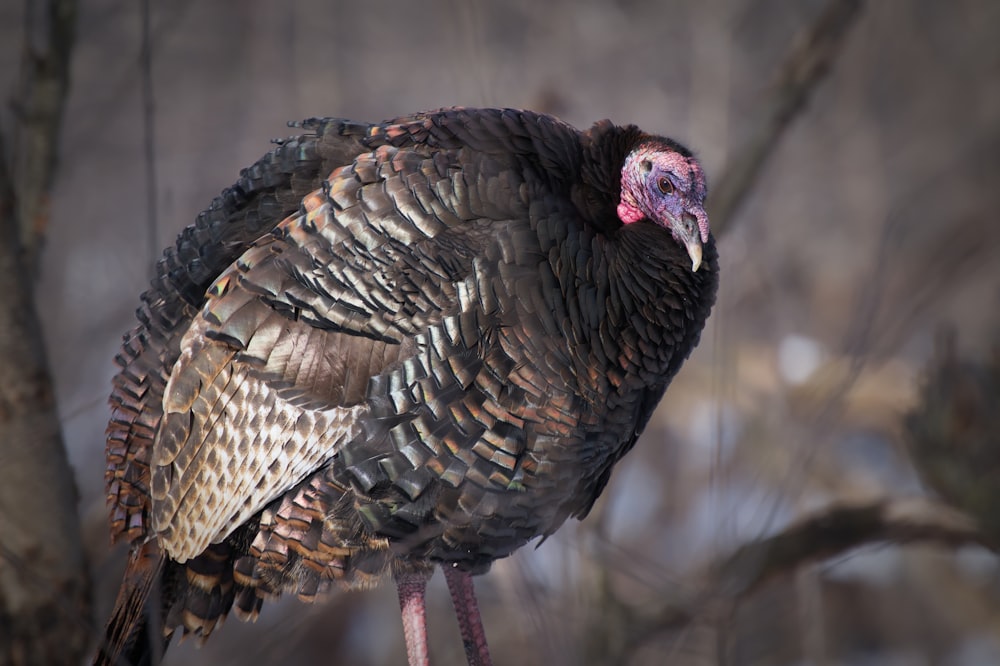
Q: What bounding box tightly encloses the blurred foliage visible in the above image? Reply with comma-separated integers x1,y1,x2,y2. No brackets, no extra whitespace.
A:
908,331,1000,544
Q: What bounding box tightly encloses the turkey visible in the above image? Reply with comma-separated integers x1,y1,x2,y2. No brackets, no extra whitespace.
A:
96,107,719,666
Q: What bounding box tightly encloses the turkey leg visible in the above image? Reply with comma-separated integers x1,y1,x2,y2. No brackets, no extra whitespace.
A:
444,566,493,666
396,571,432,666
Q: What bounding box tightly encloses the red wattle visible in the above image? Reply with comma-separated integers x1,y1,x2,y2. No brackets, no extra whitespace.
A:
617,202,644,224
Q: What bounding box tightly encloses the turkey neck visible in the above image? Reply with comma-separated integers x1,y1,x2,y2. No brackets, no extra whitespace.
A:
568,122,719,398
587,221,718,400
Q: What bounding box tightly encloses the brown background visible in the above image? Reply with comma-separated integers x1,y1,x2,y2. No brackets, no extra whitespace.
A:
3,0,999,664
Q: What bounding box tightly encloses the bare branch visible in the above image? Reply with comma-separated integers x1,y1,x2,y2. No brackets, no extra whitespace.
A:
140,0,159,270
640,497,989,639
710,0,865,235
713,497,989,600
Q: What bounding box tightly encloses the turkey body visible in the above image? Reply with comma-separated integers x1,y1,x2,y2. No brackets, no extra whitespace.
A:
98,108,718,664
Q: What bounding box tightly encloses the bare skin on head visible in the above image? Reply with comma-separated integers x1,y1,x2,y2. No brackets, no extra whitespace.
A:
617,143,710,272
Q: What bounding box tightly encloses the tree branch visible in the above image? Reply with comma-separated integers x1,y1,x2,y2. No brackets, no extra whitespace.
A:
640,497,989,639
710,0,865,235
713,497,989,600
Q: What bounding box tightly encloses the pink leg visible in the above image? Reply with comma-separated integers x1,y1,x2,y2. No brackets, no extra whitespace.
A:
396,570,432,666
444,566,493,666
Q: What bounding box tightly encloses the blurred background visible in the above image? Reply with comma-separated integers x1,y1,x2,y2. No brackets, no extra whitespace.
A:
2,0,1000,664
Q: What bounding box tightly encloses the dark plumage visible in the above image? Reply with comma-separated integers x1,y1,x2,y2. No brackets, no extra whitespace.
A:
96,107,719,666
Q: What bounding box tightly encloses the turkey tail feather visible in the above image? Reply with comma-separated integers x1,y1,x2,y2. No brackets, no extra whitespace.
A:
93,542,167,666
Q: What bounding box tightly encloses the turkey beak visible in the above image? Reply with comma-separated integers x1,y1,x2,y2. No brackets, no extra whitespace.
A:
676,212,704,272
688,241,703,273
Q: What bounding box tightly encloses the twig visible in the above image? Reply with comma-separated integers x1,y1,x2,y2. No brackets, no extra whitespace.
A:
709,0,864,235
140,0,159,270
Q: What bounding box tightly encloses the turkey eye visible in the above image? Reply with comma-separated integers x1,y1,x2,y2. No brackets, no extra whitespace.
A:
657,176,675,195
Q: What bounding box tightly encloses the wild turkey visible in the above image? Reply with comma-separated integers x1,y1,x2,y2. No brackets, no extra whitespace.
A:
97,107,719,666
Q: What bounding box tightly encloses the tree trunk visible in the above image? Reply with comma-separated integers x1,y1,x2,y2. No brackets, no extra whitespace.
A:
0,211,90,663
0,0,90,663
